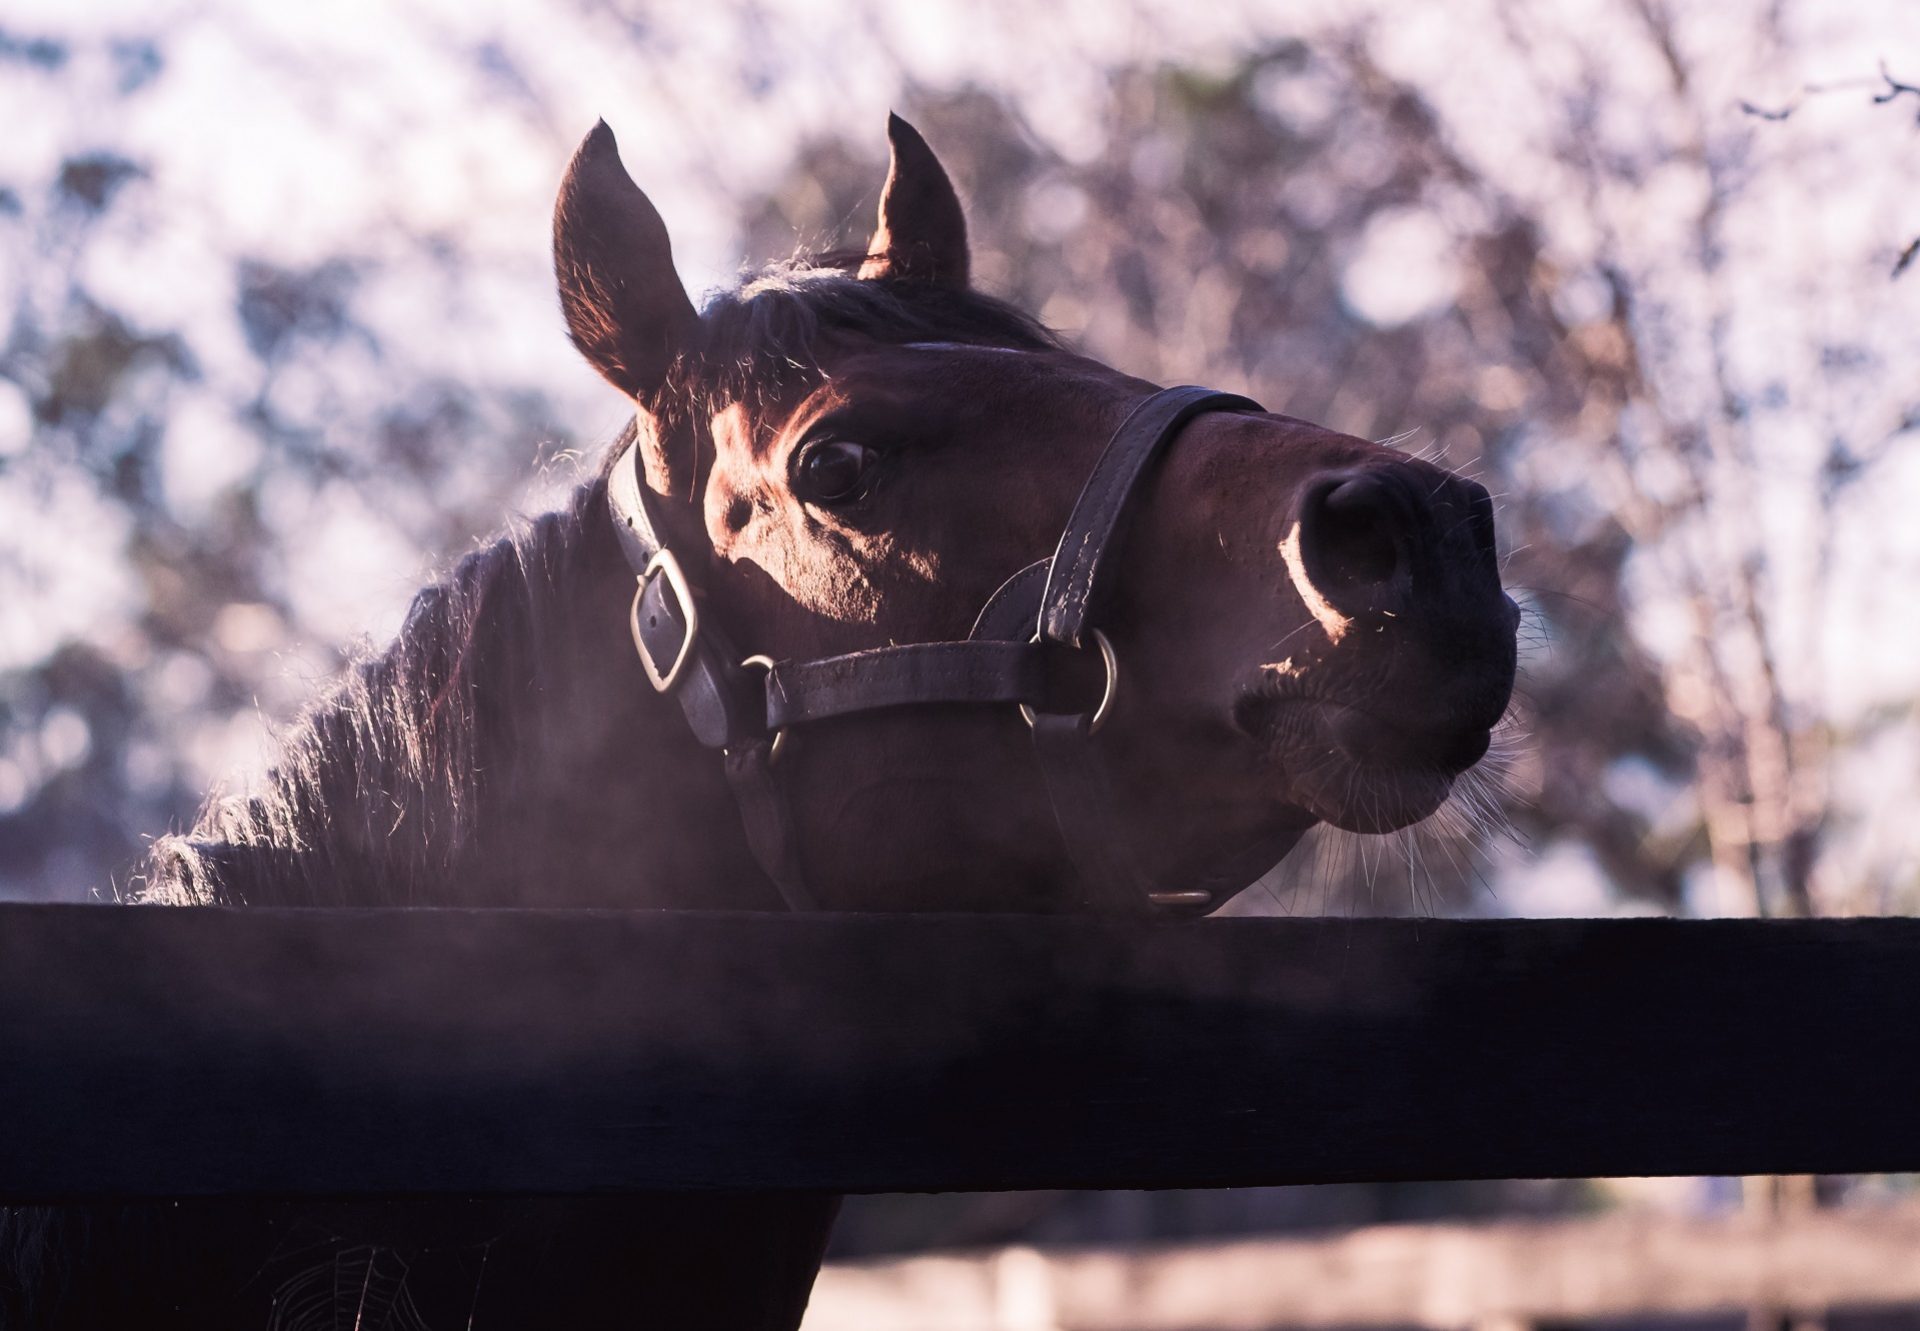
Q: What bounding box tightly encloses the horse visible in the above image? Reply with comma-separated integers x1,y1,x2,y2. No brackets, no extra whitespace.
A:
1,115,1518,1328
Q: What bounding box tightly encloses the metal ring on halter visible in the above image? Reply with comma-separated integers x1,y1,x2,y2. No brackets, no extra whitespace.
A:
1019,628,1119,736
1147,889,1214,909
738,655,789,765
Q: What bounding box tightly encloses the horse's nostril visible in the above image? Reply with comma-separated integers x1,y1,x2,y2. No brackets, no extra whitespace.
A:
1443,726,1492,771
1309,476,1401,588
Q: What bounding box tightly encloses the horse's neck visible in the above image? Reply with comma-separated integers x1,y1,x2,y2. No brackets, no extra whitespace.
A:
456,529,775,910
146,484,778,912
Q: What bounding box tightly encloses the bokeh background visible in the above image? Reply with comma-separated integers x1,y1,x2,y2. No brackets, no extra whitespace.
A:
2,0,1917,1313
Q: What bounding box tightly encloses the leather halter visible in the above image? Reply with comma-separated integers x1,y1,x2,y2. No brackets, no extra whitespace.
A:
609,384,1265,915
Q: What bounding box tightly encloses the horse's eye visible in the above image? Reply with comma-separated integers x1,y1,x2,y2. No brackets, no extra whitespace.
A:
793,439,879,505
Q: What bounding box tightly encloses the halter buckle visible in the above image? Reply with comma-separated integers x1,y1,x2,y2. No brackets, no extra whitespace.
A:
1020,628,1119,735
630,548,699,693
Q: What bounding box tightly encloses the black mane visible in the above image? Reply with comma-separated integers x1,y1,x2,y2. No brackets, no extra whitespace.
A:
137,263,1057,908
138,472,616,907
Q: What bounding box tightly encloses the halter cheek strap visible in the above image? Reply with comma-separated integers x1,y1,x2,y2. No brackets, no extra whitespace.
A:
608,385,1264,915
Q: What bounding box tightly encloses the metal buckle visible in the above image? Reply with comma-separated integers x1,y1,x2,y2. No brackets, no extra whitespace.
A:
629,548,699,693
738,655,789,765
1020,627,1119,735
1147,889,1214,910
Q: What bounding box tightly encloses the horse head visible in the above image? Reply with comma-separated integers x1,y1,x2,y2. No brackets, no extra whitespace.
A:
552,115,1519,913
17,111,1528,1331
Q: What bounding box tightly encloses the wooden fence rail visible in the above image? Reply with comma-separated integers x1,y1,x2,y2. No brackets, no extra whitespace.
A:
2,905,1917,1199
802,1203,1920,1330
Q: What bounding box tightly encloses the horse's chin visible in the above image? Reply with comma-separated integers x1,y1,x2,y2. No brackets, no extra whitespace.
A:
1245,694,1487,835
1291,765,1456,834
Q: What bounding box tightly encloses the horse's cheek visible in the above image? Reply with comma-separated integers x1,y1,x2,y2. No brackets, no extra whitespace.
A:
764,525,887,625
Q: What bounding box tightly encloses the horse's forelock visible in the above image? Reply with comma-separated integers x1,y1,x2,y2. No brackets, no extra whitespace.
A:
672,262,1060,420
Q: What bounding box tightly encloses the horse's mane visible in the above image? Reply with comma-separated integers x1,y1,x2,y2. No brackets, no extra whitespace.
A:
134,264,1059,908
137,467,618,907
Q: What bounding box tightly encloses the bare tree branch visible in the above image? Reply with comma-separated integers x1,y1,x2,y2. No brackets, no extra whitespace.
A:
1737,62,1913,121
1895,236,1919,280
1871,59,1920,111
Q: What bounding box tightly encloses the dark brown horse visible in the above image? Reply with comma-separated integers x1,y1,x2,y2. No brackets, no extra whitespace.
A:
2,116,1516,1327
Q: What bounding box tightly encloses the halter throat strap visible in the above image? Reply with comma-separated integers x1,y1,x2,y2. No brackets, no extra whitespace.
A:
607,385,1263,915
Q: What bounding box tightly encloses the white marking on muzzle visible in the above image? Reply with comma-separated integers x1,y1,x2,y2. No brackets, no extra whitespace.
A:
1279,521,1353,645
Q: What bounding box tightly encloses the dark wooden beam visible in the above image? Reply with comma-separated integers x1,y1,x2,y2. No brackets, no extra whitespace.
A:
2,905,1917,1200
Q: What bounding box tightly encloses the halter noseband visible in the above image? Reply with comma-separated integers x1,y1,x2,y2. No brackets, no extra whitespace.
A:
609,384,1271,915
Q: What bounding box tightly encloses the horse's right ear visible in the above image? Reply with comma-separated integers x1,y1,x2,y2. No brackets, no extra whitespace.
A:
553,121,699,402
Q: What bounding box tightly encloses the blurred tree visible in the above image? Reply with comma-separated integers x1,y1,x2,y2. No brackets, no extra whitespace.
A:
1488,4,1920,920
0,25,576,899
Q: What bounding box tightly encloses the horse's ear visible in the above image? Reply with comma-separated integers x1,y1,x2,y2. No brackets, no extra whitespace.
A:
553,120,699,403
857,114,969,288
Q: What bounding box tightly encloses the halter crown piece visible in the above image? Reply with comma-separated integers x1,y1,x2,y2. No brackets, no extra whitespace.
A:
609,385,1280,915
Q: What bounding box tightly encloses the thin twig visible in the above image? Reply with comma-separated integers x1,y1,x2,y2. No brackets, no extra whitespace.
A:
1737,61,1915,121
1871,59,1920,108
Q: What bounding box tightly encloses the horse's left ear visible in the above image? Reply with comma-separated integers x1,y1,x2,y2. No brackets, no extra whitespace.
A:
857,114,969,287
